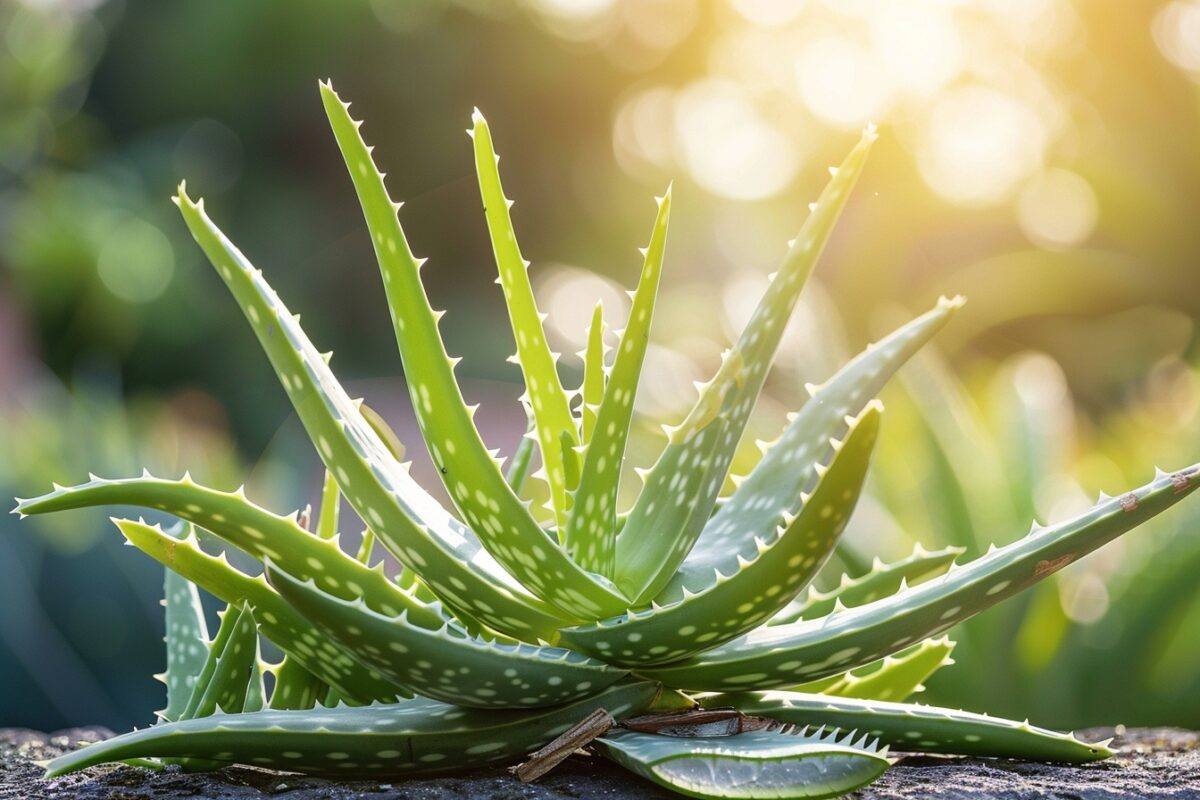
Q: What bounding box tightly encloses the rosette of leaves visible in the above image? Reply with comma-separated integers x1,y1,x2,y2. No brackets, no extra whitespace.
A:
13,83,1198,800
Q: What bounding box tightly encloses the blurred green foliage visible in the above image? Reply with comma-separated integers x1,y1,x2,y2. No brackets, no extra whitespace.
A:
2,0,1199,730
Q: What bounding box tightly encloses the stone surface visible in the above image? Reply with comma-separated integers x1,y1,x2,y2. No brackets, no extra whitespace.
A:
2,726,1198,799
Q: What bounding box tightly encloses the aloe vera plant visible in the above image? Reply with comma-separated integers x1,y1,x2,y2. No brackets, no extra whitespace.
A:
13,82,1200,799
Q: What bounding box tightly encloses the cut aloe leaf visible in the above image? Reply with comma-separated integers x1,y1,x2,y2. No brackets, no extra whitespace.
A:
771,545,964,626
720,692,1112,763
564,188,670,576
114,518,405,703
166,181,576,640
560,403,879,667
320,82,628,620
646,298,963,608
266,563,627,709
472,108,578,530
595,727,889,800
641,465,1200,690
44,679,665,778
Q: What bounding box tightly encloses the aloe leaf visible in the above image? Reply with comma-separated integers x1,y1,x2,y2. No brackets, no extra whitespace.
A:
20,476,452,623
505,419,536,493
614,411,736,601
314,470,340,541
265,563,627,709
244,659,266,713
771,545,964,626
560,403,880,667
159,528,210,723
165,183,574,641
595,727,889,800
559,430,582,491
44,679,666,778
114,518,405,703
565,188,670,576
580,301,607,444
471,109,578,530
617,295,954,608
268,657,327,711
632,297,962,607
795,637,955,702
611,129,877,602
360,402,407,463
719,692,1112,763
642,464,1200,691
319,82,628,620
182,603,258,719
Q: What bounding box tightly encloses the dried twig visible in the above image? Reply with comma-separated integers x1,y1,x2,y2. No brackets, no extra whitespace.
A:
511,708,614,783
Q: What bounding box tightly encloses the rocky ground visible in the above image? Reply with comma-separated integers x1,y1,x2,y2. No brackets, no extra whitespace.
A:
2,726,1197,799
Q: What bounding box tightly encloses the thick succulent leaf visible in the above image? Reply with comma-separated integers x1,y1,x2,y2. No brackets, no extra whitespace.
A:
472,109,578,530
566,188,671,575
580,301,607,444
616,412,735,602
20,476,459,628
181,604,257,720
641,464,1200,691
159,527,210,723
166,183,573,641
771,545,964,626
639,297,962,607
266,563,627,709
560,403,880,667
611,128,878,602
719,692,1113,763
794,637,955,702
595,727,888,800
115,518,405,703
319,82,628,619
505,419,536,493
45,679,665,778
315,470,340,541
268,657,327,711
244,659,266,713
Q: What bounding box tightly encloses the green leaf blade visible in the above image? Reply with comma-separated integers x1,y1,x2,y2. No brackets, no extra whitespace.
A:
565,188,671,576
630,297,962,606
181,603,258,720
116,518,406,703
795,636,956,702
44,680,665,778
771,544,965,626
160,526,210,723
720,692,1113,763
166,180,572,639
560,402,880,666
580,301,607,444
614,129,880,600
641,464,1200,691
320,82,628,620
472,109,578,530
266,564,628,709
